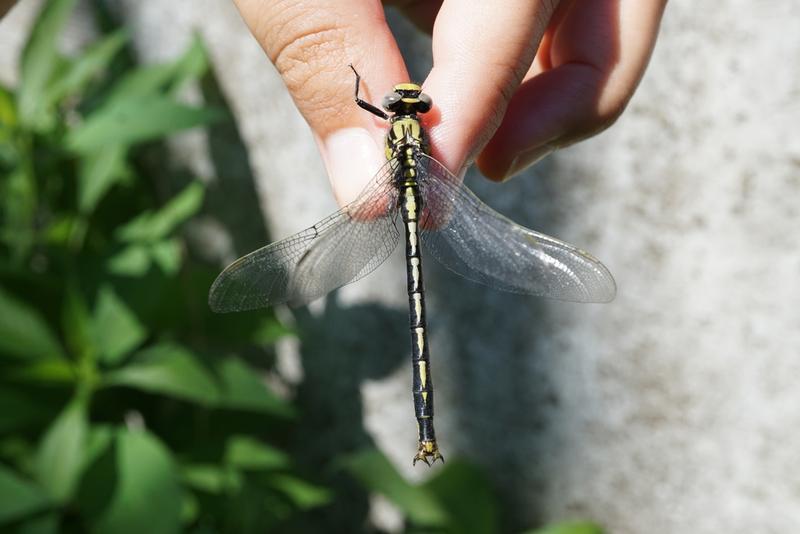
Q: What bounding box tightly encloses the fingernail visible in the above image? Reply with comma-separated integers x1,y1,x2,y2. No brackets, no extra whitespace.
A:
501,144,556,181
321,128,385,206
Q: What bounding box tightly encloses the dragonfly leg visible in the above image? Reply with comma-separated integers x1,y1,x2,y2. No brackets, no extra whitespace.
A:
349,64,389,120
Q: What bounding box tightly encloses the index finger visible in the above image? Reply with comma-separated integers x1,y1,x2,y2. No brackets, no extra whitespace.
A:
422,0,561,174
234,0,408,205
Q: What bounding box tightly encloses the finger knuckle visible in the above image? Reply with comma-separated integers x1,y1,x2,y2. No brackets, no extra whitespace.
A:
488,56,529,104
480,56,530,131
593,87,629,131
265,5,349,112
572,62,628,134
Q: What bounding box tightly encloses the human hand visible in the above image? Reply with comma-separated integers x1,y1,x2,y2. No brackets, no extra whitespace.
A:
233,0,667,206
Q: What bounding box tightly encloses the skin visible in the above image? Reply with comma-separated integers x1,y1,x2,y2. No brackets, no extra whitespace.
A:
233,0,667,206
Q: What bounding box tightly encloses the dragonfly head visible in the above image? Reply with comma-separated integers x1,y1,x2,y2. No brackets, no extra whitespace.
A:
382,83,432,115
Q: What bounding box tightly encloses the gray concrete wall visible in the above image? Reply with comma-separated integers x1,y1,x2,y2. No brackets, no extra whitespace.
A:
2,1,799,532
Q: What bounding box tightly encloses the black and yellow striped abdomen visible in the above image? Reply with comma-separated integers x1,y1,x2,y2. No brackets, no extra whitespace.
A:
401,185,437,448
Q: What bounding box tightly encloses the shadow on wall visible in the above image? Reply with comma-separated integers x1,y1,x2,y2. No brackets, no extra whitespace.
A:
428,159,570,527
290,295,408,529
201,69,272,256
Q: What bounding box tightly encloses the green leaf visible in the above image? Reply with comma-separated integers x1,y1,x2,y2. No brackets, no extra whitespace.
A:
423,459,498,534
192,304,293,348
34,396,88,503
0,84,16,130
105,63,178,103
92,429,181,534
0,388,51,432
166,35,208,96
343,448,449,528
523,522,605,534
18,0,79,127
1,166,37,264
180,490,199,526
84,425,114,469
16,513,59,534
61,281,92,360
104,34,208,104
91,285,146,365
108,239,184,278
66,95,224,153
107,244,151,276
250,316,294,346
215,357,294,417
116,181,204,243
44,214,76,245
267,474,332,510
8,358,75,384
149,238,183,275
105,343,219,406
0,286,64,361
0,464,50,523
74,429,116,520
0,85,17,163
224,436,290,471
180,464,240,495
45,29,129,105
78,145,128,214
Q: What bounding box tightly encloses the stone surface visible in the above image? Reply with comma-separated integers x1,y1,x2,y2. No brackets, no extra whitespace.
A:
2,1,799,532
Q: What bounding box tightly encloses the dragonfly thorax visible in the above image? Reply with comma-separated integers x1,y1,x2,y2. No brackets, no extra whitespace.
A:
385,116,428,164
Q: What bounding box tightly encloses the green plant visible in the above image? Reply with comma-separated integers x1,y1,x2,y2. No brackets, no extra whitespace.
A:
0,1,327,532
343,449,604,534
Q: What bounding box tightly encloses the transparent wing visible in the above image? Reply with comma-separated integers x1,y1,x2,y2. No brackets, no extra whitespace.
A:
209,161,401,312
418,154,616,303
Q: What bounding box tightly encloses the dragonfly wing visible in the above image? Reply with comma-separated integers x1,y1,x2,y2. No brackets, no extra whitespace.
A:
209,161,401,312
418,154,616,303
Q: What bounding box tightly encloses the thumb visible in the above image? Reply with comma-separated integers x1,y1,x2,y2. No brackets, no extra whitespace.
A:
233,0,408,206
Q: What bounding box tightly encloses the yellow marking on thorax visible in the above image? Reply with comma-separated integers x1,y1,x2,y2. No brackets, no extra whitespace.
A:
391,118,421,142
385,117,423,161
391,121,405,142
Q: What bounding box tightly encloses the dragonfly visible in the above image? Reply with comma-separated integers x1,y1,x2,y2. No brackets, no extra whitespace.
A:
209,66,616,466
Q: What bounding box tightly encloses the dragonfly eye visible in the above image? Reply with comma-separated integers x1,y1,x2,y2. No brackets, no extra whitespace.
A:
382,91,402,111
417,92,432,113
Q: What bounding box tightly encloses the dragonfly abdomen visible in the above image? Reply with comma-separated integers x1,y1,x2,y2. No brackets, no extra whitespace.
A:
400,181,443,465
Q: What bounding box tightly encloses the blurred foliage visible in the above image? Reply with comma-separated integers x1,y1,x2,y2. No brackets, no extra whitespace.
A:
0,1,605,533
